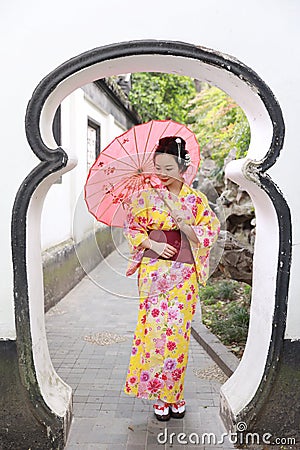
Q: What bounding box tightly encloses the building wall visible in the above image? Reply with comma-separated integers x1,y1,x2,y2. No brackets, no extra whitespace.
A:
41,86,127,251
39,83,135,310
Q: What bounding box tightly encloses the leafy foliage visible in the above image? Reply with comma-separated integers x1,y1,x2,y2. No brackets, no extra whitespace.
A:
127,74,252,358
187,84,251,169
201,279,251,358
128,72,196,123
129,75,250,174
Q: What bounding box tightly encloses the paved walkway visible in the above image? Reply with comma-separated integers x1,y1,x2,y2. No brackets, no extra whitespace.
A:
46,242,235,450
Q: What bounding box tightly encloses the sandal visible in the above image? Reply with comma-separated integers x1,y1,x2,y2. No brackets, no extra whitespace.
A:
170,400,186,418
153,402,170,421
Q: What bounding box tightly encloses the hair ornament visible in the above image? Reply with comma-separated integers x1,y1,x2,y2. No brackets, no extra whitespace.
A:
184,153,191,167
175,137,182,164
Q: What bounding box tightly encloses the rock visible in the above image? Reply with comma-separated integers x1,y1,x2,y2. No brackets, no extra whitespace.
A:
215,231,253,285
197,152,255,286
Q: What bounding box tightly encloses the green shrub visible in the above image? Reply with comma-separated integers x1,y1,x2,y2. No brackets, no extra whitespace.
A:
201,280,237,302
217,280,237,300
211,305,249,344
200,283,219,301
200,279,251,358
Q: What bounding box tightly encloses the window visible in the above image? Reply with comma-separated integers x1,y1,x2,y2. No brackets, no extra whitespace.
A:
87,118,101,171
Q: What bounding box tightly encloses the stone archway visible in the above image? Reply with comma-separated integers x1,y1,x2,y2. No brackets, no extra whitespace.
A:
11,40,291,447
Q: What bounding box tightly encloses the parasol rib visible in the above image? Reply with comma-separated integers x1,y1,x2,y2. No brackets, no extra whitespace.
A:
140,120,154,169
93,152,138,170
84,119,200,227
141,121,184,168
87,172,146,209
133,126,141,169
113,137,140,167
85,167,144,188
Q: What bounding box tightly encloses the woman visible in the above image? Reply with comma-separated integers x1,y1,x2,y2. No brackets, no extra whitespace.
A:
123,136,220,421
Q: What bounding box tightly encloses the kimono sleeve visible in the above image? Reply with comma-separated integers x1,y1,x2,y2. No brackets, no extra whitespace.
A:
190,192,220,249
123,191,149,251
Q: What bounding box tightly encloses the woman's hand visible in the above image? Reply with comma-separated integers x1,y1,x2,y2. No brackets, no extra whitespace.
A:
150,240,178,259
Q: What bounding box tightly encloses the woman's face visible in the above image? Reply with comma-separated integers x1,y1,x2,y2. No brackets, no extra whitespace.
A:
154,153,182,187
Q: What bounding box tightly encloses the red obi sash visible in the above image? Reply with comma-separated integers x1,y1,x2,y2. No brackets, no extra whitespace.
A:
143,229,194,264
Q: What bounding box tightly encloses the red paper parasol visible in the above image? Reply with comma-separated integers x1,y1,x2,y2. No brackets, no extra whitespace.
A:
84,119,200,227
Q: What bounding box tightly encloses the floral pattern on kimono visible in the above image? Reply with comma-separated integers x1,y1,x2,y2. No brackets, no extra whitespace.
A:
123,182,220,402
124,183,220,285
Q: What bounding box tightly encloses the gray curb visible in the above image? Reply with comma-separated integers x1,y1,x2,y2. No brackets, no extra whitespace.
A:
191,317,240,378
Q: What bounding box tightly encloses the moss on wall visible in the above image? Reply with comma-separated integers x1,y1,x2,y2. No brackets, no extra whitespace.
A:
0,341,66,449
43,228,124,311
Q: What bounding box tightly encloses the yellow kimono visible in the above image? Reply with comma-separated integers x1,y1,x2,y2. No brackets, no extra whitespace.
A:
123,183,220,403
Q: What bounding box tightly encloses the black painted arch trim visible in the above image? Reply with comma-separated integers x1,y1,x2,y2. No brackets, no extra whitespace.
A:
13,39,290,431
25,40,284,169
236,171,292,427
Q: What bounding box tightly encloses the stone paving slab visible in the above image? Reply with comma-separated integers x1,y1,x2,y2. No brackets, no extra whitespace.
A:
46,242,235,450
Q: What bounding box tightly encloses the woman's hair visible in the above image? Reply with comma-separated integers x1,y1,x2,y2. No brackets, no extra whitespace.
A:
153,136,191,173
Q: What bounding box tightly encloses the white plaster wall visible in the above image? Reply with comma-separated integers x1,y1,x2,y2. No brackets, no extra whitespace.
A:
72,97,126,242
84,95,126,149
40,95,73,250
1,0,299,340
41,89,85,250
41,89,126,250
